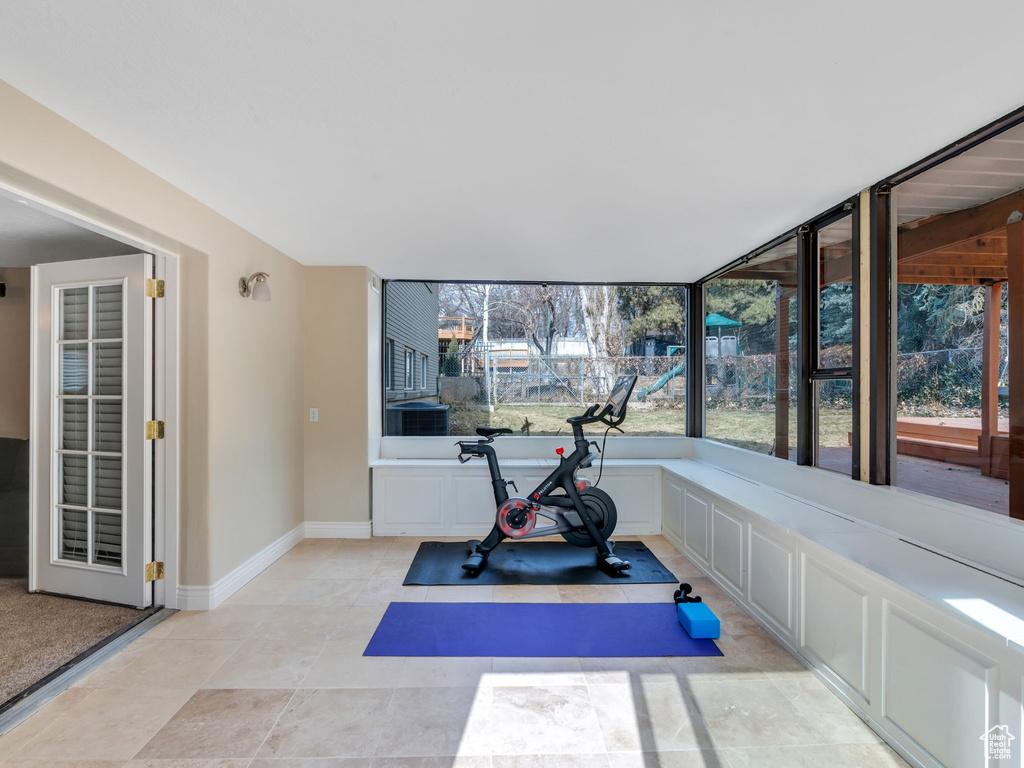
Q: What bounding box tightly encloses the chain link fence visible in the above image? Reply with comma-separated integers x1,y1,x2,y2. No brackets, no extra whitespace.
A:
439,354,687,408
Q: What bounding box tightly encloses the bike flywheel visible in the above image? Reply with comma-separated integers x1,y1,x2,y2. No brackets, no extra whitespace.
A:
497,497,537,538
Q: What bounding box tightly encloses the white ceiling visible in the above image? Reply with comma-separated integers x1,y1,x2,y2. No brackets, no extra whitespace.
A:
1,2,1024,282
0,196,136,268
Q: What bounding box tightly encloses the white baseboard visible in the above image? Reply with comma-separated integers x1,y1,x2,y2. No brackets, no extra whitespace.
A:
304,520,372,539
175,520,374,610
176,523,305,610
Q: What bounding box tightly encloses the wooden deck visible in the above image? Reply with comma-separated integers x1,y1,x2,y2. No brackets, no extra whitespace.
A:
817,445,1008,516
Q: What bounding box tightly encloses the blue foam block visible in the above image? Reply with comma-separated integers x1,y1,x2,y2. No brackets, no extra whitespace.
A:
677,601,720,639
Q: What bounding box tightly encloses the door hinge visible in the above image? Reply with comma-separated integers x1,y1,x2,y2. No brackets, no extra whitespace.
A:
145,420,165,440
145,561,165,582
145,278,165,298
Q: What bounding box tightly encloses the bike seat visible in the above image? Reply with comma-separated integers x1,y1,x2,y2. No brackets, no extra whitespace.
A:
476,427,513,438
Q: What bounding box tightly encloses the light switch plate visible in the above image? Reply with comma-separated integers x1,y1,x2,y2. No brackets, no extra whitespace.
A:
309,408,319,422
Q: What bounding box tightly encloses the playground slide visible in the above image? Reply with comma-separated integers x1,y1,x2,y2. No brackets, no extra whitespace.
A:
636,363,685,401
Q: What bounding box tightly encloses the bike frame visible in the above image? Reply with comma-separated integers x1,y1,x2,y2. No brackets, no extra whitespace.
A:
458,413,612,555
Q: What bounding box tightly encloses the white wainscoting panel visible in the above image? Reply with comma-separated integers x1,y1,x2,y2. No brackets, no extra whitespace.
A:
372,463,662,537
748,527,794,638
663,476,683,542
683,490,710,564
711,505,745,597
882,602,997,768
373,470,445,534
800,553,870,700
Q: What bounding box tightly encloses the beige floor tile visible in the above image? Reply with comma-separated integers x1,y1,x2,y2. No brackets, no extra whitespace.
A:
141,610,196,639
424,585,494,603
371,560,415,579
250,758,372,767
11,686,193,761
665,638,767,682
282,579,367,607
292,538,347,555
721,743,910,767
728,628,807,675
605,751,721,768
72,638,156,689
771,677,880,744
372,758,490,768
258,688,392,758
301,642,405,687
396,657,494,688
164,604,276,640
376,687,488,757
352,580,429,606
102,639,241,690
309,559,383,580
224,577,303,606
0,687,96,760
656,557,707,579
486,657,586,687
203,636,327,688
590,681,715,753
493,756,609,768
330,539,396,559
491,585,562,603
126,759,252,767
578,656,674,685
383,537,437,559
686,679,825,749
259,555,324,581
2,760,127,768
618,582,680,603
556,585,627,603
487,685,605,755
333,604,390,644
135,688,294,760
251,605,349,641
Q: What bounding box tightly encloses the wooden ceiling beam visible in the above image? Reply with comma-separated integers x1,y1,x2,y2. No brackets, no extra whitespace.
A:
899,187,1024,260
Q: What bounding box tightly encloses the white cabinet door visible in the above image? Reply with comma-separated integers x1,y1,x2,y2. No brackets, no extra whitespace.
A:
31,254,154,608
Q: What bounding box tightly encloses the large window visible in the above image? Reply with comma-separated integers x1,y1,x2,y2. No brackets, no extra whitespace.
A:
891,124,1024,516
384,281,687,437
704,240,798,459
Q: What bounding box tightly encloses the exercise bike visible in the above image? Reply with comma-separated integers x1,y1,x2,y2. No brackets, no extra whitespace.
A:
456,374,639,577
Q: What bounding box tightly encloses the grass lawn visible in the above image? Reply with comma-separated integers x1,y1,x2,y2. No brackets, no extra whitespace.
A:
449,403,852,451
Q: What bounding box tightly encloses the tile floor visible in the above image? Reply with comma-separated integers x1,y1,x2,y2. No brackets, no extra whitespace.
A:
0,535,911,767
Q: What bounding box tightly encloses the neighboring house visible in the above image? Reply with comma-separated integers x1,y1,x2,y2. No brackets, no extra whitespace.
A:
383,281,440,404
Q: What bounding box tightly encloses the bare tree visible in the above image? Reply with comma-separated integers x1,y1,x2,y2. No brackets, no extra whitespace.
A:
578,285,623,393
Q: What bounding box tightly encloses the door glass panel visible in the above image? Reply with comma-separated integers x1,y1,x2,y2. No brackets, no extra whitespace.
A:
93,401,122,453
818,215,854,368
54,280,127,568
93,457,122,509
60,344,88,394
93,285,123,339
815,379,853,475
61,455,88,505
60,509,88,562
61,287,89,340
93,513,122,567
93,343,123,396
61,400,88,451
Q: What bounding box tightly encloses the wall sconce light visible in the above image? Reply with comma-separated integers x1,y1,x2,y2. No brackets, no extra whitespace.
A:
239,272,271,301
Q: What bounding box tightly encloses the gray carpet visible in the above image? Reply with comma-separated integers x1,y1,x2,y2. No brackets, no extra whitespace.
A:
0,578,141,704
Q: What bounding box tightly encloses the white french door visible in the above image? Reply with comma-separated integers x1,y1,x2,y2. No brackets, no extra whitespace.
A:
31,253,155,608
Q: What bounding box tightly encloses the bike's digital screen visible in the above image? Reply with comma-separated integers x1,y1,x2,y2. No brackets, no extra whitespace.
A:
606,375,638,418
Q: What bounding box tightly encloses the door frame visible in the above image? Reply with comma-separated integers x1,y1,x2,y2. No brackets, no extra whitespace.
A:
0,181,181,609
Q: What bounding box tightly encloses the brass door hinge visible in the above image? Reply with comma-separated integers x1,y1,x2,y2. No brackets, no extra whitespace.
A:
145,278,165,298
145,420,165,440
145,561,165,582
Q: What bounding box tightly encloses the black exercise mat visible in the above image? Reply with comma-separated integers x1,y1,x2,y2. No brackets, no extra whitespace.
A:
403,540,676,586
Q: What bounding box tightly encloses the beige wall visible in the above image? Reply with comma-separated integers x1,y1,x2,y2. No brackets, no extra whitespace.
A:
303,267,373,524
0,79,309,586
0,268,30,439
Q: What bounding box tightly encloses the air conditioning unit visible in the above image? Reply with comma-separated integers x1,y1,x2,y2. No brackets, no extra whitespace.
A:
386,402,450,436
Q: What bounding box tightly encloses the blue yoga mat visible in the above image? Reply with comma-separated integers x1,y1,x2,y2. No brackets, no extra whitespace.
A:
364,602,722,658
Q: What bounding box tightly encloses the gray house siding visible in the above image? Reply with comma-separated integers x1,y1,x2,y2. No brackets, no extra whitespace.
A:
383,281,439,404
